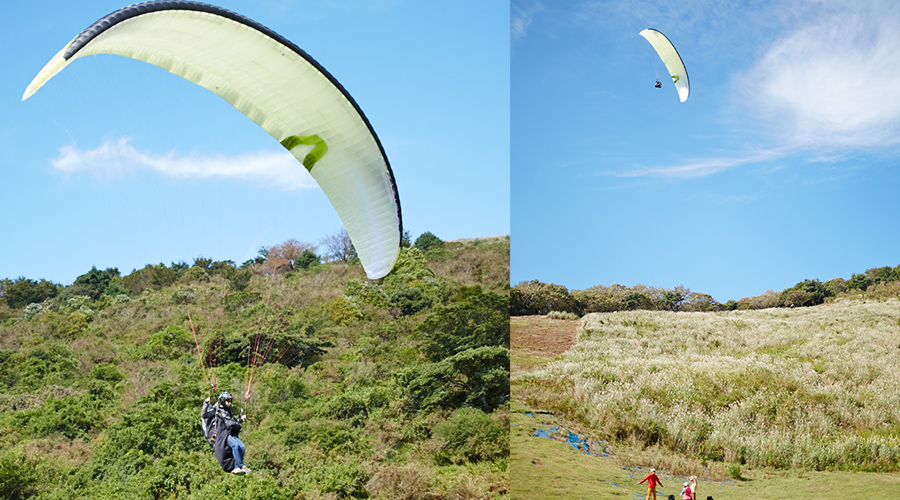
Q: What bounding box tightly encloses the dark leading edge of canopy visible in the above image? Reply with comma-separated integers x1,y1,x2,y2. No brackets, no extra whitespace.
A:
65,0,403,243
643,27,690,91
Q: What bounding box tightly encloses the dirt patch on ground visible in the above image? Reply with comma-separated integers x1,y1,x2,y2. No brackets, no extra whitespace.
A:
511,315,579,377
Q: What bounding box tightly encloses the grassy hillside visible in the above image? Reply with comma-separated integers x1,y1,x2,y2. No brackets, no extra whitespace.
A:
0,236,510,500
516,297,900,475
511,309,900,499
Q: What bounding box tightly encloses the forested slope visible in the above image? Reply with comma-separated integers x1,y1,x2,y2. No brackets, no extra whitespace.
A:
0,236,510,499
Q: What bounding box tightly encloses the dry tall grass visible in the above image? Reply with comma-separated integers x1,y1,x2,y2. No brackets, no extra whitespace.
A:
518,297,900,471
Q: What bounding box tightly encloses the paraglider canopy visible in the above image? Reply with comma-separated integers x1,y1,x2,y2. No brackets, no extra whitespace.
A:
23,0,402,279
639,28,690,102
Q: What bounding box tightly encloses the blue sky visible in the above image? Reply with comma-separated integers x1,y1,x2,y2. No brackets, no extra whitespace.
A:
1,0,509,285
511,0,900,302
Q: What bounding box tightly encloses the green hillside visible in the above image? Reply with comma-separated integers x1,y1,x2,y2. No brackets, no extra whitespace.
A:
0,236,510,499
512,298,900,498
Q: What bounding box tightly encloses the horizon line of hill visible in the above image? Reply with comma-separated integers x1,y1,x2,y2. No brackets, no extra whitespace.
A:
511,263,900,316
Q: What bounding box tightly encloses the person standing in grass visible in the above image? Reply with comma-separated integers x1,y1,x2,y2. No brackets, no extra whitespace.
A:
681,481,695,500
688,476,697,500
638,468,663,500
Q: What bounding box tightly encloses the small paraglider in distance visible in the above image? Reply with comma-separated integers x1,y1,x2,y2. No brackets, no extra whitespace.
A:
639,28,690,102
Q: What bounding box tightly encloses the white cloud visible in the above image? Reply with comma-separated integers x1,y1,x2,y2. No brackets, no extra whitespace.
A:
627,2,900,180
745,2,900,149
511,1,544,42
51,137,319,190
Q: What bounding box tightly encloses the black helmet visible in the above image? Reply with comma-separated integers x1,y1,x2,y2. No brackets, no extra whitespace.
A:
218,392,234,405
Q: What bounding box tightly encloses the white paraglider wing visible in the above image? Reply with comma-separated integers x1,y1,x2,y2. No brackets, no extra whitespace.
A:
23,1,401,279
639,28,689,102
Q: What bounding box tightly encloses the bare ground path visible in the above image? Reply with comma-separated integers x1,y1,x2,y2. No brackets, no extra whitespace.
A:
510,315,579,377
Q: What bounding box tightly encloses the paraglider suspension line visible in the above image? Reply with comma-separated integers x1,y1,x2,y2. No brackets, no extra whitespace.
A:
186,304,213,399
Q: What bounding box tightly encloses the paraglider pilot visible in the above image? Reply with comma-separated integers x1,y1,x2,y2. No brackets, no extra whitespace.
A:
202,391,251,474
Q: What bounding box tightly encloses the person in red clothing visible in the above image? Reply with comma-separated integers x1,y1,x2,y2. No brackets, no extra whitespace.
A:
681,481,694,500
638,468,663,500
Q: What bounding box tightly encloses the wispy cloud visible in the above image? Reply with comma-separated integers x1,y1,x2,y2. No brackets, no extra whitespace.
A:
51,137,318,190
617,148,790,179
625,1,900,179
745,1,900,149
511,1,544,42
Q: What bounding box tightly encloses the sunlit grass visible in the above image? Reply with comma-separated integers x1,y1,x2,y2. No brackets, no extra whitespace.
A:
517,297,900,471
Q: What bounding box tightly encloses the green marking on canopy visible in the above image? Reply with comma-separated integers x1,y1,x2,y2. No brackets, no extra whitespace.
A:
281,134,328,171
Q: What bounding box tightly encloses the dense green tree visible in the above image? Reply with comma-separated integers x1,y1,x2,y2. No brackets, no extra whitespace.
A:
824,277,848,296
781,279,831,306
682,292,718,312
227,267,252,292
867,266,898,285
620,291,652,311
397,346,509,412
73,267,120,300
657,290,685,311
510,280,578,315
122,263,183,294
296,249,321,270
193,257,213,271
570,288,619,314
209,259,236,276
2,277,59,309
848,273,873,291
417,290,509,361
414,231,444,252
389,284,432,316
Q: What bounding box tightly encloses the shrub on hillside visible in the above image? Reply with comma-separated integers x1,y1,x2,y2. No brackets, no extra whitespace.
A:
780,279,831,307
547,310,579,320
13,343,80,390
0,450,38,500
389,283,433,316
14,395,99,439
144,325,193,360
89,362,126,384
318,384,393,425
366,462,434,500
328,295,364,325
432,407,508,465
381,247,451,315
397,346,509,413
